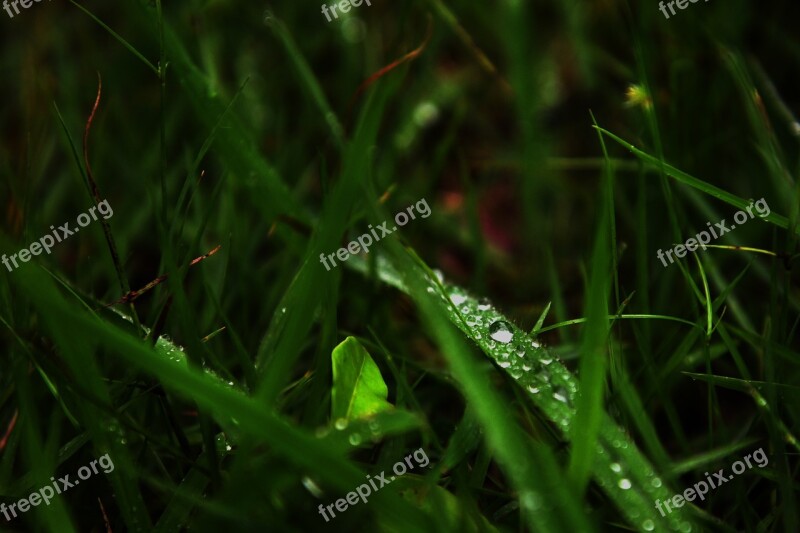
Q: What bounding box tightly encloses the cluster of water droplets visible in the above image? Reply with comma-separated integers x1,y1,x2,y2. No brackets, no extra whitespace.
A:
155,334,187,366
428,272,696,532
433,279,579,432
315,417,386,448
594,433,693,532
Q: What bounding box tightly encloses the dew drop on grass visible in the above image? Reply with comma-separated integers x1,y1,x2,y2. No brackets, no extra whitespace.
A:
642,519,655,531
450,293,467,306
349,433,363,446
498,360,511,368
301,476,324,498
553,387,569,404
477,298,492,311
618,478,632,490
514,345,526,357
489,320,514,343
540,356,552,365
651,477,663,488
519,491,542,512
527,385,540,394
334,418,348,430
509,367,523,379
610,462,622,473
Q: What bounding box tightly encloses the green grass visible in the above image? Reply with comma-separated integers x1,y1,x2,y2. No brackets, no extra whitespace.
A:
1,0,798,531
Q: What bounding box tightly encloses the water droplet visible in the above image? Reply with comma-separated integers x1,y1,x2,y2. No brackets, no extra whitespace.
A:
618,478,632,490
514,345,526,357
334,418,348,430
489,321,514,343
679,522,692,532
538,369,551,382
610,463,622,473
433,269,445,283
553,387,569,403
301,476,324,498
349,433,363,446
540,356,552,365
522,362,532,371
642,519,655,531
527,385,540,394
532,340,542,348
426,286,436,294
477,298,492,311
651,477,662,488
450,293,467,306
461,306,470,314
519,491,542,511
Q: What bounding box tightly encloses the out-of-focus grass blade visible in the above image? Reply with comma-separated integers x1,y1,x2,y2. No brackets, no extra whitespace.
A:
152,463,210,533
390,481,500,533
265,12,345,149
14,263,436,531
669,440,762,476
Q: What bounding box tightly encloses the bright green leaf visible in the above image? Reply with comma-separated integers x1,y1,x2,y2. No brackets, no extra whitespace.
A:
331,337,394,421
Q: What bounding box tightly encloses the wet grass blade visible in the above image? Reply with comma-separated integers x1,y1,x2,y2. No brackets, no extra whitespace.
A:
350,253,698,531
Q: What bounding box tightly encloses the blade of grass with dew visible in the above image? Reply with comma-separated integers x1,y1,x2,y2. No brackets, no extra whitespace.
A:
364,209,593,531
396,255,593,532
348,253,698,531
